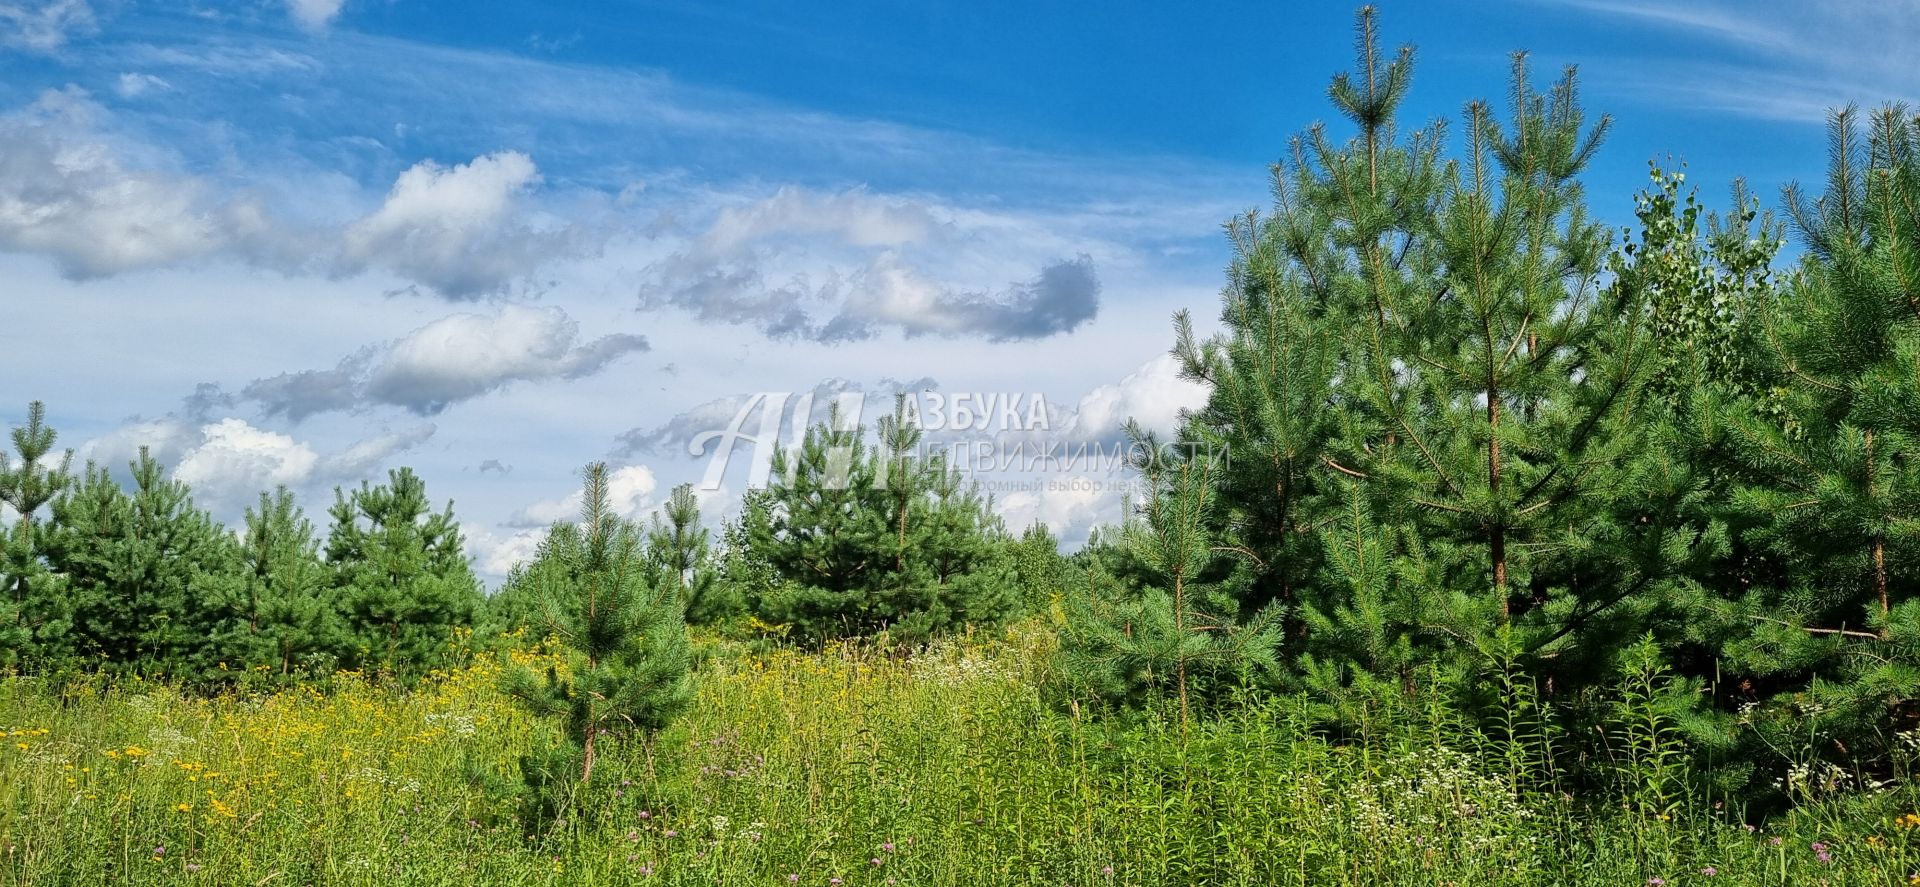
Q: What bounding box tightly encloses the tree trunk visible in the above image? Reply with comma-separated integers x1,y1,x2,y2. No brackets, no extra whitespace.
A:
1174,570,1189,733
1875,534,1890,639
1489,389,1508,618
581,728,597,784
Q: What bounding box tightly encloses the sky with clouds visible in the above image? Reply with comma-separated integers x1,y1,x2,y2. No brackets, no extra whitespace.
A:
0,0,1913,582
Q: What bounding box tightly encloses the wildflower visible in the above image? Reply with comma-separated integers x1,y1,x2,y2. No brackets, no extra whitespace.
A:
881,842,895,852
1647,879,1665,886
1102,866,1115,877
1701,867,1718,877
1769,836,1784,846
870,857,883,866
830,880,843,886
185,864,202,873
786,876,798,883
664,829,677,838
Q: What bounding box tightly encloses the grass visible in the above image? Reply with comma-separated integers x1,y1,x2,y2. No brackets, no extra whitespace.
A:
4,624,1920,885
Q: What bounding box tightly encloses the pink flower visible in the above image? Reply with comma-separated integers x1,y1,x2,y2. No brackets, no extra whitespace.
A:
1701,867,1718,877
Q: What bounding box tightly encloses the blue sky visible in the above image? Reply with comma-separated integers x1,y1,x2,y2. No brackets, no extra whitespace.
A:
1,0,1913,580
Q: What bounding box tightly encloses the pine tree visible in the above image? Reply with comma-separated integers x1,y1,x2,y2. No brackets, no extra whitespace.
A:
0,401,71,666
1057,439,1281,726
504,462,692,821
325,467,481,677
1701,105,1920,775
39,450,244,675
747,405,1015,644
643,483,734,625
1167,10,1679,711
211,488,342,677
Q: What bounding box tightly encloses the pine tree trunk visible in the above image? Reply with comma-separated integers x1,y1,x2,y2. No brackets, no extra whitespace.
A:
1875,535,1890,639
1175,570,1189,733
1489,386,1508,618
582,728,597,784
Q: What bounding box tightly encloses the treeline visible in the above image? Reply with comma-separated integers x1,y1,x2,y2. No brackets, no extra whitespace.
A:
0,427,483,680
0,400,1055,681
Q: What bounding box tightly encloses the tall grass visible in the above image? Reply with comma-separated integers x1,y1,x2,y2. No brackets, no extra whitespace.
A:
4,625,1920,885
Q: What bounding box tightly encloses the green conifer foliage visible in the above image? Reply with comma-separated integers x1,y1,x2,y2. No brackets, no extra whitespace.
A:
504,462,693,818
40,450,243,674
1703,106,1920,771
1057,440,1282,725
644,482,734,625
212,488,342,677
0,402,71,666
746,404,1015,645
325,467,481,676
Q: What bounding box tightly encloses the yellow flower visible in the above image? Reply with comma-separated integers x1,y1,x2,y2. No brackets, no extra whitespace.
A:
174,802,193,813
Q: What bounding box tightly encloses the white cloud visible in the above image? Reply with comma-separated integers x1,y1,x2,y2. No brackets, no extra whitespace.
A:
286,0,346,32
78,415,436,519
996,476,1128,548
513,464,659,526
341,151,575,298
113,72,170,99
0,87,263,277
1065,353,1209,441
470,526,544,577
246,304,650,418
639,186,1103,342
0,0,96,52
1555,0,1920,122
318,423,437,478
172,418,320,502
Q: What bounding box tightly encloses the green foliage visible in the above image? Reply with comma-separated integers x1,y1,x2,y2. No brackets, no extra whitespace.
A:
644,482,734,625
1693,105,1920,792
1057,440,1282,723
211,488,343,678
326,467,482,677
38,450,244,675
0,402,71,668
502,462,693,826
740,403,1016,645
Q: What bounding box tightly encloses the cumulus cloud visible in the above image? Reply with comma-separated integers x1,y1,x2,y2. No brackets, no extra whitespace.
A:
1062,353,1210,442
511,464,658,527
469,526,543,577
341,151,577,298
78,415,436,517
638,186,1101,343
285,0,346,32
0,91,583,296
245,304,650,419
0,0,96,52
825,253,1100,343
996,476,1128,547
171,418,320,504
0,87,272,277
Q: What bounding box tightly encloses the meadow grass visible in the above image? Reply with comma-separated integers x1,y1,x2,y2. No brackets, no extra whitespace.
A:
4,626,1920,885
